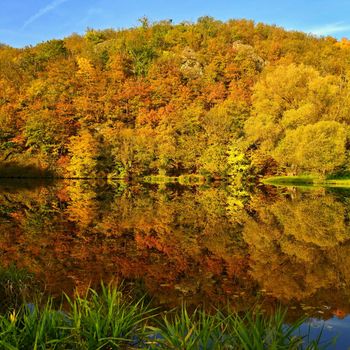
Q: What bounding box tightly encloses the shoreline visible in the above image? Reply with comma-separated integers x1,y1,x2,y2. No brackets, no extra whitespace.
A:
262,175,350,187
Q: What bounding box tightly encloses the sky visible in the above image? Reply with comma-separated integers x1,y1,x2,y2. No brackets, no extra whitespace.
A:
1,0,350,47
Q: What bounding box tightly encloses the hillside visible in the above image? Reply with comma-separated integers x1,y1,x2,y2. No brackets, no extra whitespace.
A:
1,17,350,179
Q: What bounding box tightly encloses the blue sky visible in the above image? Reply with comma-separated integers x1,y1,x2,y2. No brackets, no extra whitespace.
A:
1,0,350,47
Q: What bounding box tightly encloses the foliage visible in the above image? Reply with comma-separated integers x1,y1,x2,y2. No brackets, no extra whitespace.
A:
67,131,100,178
245,64,350,176
2,18,350,178
274,121,347,175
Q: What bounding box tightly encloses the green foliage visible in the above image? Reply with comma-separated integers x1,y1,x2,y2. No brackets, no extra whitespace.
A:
24,112,67,157
129,45,156,77
0,284,153,349
224,308,326,350
150,307,225,349
85,29,107,45
64,284,152,349
35,39,68,61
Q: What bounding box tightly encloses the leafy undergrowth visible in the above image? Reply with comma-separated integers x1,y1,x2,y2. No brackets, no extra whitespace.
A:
0,284,333,349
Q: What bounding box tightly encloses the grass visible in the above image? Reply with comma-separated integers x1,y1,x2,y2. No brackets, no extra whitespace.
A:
0,284,153,349
262,175,316,185
143,174,207,185
0,264,40,313
0,283,333,349
150,307,331,350
0,266,334,349
263,175,350,187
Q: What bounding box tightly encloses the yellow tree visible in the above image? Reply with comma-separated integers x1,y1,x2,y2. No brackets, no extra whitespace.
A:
67,130,99,178
274,121,347,175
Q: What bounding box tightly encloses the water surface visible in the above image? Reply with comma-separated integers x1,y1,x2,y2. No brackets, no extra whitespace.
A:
1,179,350,348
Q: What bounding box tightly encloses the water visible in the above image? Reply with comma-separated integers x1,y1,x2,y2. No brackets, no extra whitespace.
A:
1,179,350,347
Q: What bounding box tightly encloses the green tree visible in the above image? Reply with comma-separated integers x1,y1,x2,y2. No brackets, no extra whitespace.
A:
24,111,68,158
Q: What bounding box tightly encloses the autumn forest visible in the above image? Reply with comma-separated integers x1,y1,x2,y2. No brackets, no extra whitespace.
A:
1,17,350,179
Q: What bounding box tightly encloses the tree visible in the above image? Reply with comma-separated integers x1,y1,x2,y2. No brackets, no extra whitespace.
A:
67,131,100,178
24,111,68,158
274,121,347,175
245,64,340,152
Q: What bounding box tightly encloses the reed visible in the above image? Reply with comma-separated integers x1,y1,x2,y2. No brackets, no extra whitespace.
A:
0,283,333,349
148,307,330,349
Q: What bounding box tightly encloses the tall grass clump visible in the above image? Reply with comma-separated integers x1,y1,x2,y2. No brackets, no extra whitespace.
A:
65,284,154,349
0,300,69,349
149,307,331,350
147,306,225,349
0,284,154,349
224,308,328,350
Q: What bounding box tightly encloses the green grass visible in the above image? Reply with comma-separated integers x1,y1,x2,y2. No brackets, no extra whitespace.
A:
143,174,207,184
262,175,316,185
0,264,40,313
0,284,154,349
263,175,350,187
150,307,330,350
322,178,350,186
0,265,334,349
0,283,333,349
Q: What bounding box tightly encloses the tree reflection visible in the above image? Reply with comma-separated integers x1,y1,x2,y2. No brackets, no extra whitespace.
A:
1,181,350,319
244,187,350,316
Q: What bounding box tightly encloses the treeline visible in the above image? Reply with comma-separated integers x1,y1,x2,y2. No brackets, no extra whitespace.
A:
1,17,350,178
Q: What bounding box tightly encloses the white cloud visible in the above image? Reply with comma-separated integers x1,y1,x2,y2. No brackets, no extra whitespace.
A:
22,0,69,29
308,22,350,36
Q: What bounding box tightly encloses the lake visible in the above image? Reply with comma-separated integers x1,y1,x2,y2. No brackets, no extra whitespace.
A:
0,179,350,348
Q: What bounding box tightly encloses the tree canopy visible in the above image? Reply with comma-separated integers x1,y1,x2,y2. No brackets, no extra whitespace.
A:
1,18,350,178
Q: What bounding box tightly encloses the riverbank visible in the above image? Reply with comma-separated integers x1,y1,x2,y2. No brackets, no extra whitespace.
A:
0,162,211,184
0,283,328,349
262,175,350,187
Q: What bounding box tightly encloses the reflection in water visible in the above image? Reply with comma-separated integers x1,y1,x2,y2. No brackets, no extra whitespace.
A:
1,180,350,328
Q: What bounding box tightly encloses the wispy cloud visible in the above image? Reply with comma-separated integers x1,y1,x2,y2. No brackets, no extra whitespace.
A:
75,7,104,28
22,0,69,29
308,22,350,36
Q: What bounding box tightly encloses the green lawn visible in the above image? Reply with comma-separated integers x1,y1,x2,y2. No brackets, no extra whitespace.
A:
262,175,350,187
